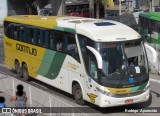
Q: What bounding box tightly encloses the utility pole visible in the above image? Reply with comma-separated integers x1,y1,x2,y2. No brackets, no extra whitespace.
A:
119,0,121,16
89,0,94,18
149,0,153,12
96,0,100,19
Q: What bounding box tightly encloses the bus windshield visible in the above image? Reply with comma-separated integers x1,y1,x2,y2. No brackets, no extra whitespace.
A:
95,40,148,87
78,34,148,88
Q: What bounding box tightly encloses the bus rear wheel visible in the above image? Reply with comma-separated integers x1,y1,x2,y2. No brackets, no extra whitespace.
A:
15,61,22,78
73,84,85,105
22,64,31,81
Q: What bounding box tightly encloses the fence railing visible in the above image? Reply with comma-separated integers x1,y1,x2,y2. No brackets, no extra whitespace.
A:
0,72,89,116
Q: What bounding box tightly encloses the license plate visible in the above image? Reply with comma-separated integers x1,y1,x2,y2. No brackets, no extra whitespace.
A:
125,99,133,104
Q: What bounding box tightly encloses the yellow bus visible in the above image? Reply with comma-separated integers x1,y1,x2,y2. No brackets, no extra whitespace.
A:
3,15,156,107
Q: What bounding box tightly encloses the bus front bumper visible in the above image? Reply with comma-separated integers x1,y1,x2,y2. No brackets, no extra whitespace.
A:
99,89,150,107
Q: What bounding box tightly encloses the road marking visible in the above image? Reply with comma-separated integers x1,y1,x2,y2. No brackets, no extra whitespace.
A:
150,78,160,84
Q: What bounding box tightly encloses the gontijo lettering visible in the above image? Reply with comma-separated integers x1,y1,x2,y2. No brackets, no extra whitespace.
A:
16,43,37,56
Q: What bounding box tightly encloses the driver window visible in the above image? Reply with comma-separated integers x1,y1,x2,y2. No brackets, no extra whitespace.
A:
88,54,98,81
64,33,80,62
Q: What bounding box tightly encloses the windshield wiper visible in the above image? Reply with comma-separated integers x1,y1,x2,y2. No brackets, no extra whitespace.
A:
121,44,129,75
115,45,129,88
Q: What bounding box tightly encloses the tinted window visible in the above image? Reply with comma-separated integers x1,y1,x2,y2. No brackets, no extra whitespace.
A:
4,21,80,62
64,33,79,62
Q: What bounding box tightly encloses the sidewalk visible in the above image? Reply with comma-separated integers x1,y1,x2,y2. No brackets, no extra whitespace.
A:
0,72,88,116
0,73,54,116
0,92,44,116
0,92,14,107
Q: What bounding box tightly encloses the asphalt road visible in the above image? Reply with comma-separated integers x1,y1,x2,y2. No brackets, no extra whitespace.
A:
0,37,160,116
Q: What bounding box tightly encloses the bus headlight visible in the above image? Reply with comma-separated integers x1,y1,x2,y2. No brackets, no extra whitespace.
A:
96,87,115,97
106,92,115,97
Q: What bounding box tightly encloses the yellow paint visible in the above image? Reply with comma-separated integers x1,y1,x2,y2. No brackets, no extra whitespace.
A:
4,15,61,29
3,36,46,78
3,15,65,78
107,87,131,94
87,93,97,103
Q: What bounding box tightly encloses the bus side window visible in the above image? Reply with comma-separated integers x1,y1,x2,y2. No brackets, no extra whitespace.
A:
65,33,80,62
25,27,29,42
10,24,14,39
17,25,20,41
49,31,55,50
19,26,25,42
33,29,37,44
30,28,34,44
78,34,87,61
5,22,13,39
55,31,63,51
40,30,44,47
36,29,40,45
13,25,19,40
44,30,49,48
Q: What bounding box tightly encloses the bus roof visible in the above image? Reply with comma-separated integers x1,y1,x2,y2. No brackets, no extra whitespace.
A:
139,12,160,21
4,15,141,42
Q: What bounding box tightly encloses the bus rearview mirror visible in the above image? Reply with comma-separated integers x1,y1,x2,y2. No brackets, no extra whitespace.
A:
86,46,103,69
144,43,157,64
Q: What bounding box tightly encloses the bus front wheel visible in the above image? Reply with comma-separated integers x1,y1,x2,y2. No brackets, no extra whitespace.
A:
73,84,85,105
22,64,31,81
15,61,22,78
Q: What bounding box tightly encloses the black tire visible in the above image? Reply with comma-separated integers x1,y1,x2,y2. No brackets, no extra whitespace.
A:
15,61,22,78
73,84,85,105
22,64,31,81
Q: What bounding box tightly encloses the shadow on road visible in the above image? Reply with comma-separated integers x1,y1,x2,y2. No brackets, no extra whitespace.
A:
151,90,160,97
